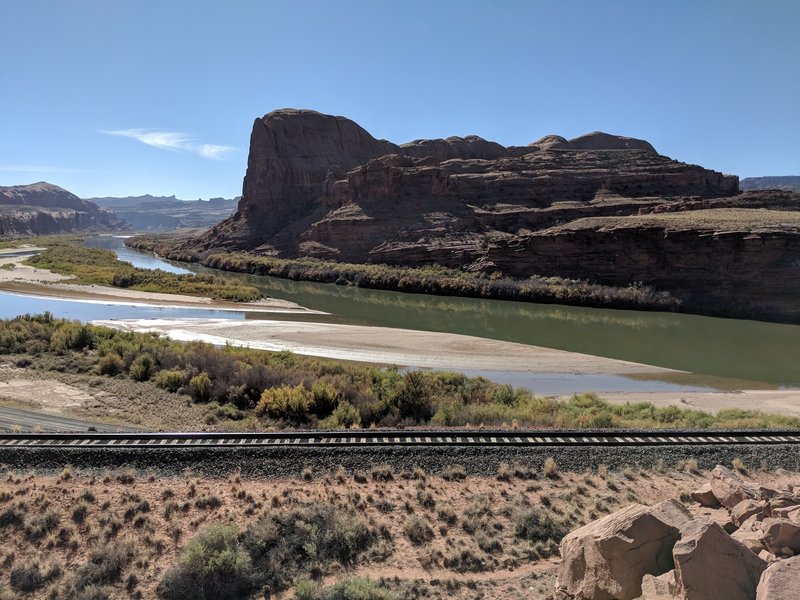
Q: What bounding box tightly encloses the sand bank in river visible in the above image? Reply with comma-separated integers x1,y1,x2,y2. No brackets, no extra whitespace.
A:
0,250,320,314
92,317,675,375
586,390,800,418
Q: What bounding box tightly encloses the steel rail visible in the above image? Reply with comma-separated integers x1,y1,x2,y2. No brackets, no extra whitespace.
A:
0,429,799,448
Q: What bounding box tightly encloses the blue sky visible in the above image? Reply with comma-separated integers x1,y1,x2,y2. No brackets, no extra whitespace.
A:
1,0,798,199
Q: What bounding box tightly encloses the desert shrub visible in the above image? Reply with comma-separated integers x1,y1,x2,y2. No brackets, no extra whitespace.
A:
154,368,186,392
128,353,154,382
24,509,61,540
441,464,467,481
445,549,487,573
320,400,361,429
393,371,434,423
97,352,124,375
158,523,252,600
0,504,24,528
70,541,133,594
370,464,394,482
256,384,313,422
188,372,212,402
51,323,94,352
513,506,568,545
311,381,340,417
295,578,396,600
403,515,434,545
242,503,377,593
9,560,61,592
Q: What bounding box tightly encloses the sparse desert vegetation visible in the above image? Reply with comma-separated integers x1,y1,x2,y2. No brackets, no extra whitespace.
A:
128,236,682,312
0,460,742,599
24,242,262,302
2,313,800,432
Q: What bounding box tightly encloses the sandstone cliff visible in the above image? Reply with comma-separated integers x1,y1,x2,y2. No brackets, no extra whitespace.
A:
179,109,800,322
0,182,123,236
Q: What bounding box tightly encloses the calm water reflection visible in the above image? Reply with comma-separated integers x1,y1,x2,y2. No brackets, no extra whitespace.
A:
63,236,800,387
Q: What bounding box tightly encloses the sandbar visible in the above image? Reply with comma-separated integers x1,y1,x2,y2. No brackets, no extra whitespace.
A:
0,252,321,314
91,317,676,375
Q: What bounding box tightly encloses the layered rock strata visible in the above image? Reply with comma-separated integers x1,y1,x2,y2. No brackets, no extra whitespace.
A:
0,182,122,236
182,108,800,321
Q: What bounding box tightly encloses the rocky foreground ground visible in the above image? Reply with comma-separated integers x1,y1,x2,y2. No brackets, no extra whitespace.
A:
556,464,800,599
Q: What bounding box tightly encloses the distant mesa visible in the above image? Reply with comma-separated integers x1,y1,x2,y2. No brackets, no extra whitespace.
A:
740,176,800,193
0,182,123,236
84,194,239,232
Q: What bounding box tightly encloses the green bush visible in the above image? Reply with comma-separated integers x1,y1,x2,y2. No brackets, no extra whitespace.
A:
128,353,154,382
154,368,186,393
394,371,434,423
256,384,313,422
295,578,396,600
321,400,361,429
311,381,340,417
158,523,253,600
97,352,124,376
188,372,212,402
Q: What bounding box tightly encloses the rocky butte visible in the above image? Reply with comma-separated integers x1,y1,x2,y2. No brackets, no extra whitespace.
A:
0,182,122,235
183,108,800,322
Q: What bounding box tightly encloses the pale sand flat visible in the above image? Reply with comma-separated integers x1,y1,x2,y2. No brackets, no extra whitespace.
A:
579,390,800,417
91,317,676,375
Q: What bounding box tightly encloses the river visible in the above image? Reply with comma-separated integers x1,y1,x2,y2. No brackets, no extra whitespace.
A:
3,235,800,391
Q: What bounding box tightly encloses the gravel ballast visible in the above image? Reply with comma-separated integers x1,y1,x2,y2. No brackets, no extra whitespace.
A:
2,443,799,478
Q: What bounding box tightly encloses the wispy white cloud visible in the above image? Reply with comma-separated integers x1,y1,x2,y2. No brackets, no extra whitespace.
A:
102,128,236,160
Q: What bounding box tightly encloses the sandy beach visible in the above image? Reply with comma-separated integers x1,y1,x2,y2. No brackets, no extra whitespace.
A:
91,317,675,375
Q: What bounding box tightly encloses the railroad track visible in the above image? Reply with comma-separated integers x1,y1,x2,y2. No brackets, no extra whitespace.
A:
1,430,800,448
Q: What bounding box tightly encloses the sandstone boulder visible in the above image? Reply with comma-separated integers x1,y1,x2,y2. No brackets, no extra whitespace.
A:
756,555,800,600
710,465,759,510
690,483,719,508
732,515,767,554
759,550,778,563
638,570,677,600
673,517,766,599
760,518,800,556
557,504,680,600
649,499,694,530
766,493,800,516
771,506,800,522
732,499,767,527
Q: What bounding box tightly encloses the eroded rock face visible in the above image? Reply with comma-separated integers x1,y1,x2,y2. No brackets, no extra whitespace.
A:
186,109,800,322
557,504,681,600
673,517,767,600
0,182,122,235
